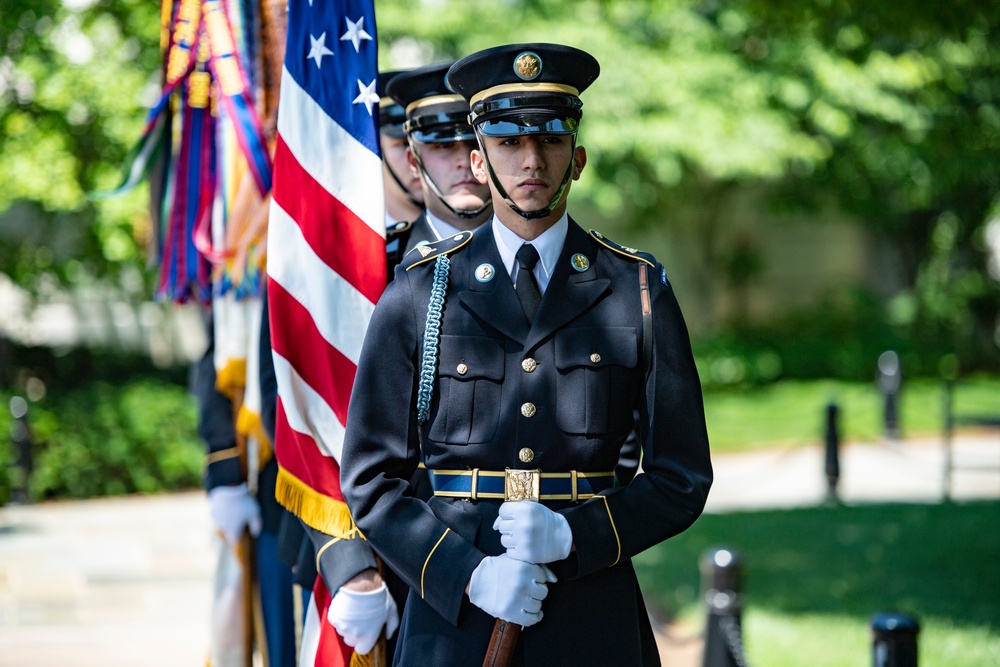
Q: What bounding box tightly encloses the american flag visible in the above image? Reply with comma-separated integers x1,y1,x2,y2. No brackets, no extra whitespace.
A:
266,0,385,663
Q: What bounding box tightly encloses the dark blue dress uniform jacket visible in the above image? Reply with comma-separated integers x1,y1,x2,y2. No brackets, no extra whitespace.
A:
259,214,437,650
341,219,713,666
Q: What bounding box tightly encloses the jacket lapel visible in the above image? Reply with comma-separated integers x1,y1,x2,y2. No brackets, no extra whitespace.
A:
457,227,530,344
525,220,609,353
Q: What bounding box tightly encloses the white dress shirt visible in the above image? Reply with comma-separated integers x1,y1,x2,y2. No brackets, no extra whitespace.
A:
426,210,464,241
491,213,569,296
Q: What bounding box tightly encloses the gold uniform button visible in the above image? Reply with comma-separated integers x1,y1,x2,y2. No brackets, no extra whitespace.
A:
521,358,537,373
457,363,468,375
590,353,602,364
520,402,536,418
518,448,534,463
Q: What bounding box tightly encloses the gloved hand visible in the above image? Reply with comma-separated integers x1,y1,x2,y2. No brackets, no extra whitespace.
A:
327,582,399,655
467,554,556,627
208,482,262,543
493,500,573,564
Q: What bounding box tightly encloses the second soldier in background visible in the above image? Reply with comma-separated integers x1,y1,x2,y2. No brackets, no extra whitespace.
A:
384,61,492,266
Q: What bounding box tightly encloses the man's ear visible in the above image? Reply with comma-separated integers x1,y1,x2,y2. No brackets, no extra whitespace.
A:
405,146,420,178
471,149,489,185
572,145,587,181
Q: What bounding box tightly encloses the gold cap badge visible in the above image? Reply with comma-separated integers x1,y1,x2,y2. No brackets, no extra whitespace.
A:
513,52,542,81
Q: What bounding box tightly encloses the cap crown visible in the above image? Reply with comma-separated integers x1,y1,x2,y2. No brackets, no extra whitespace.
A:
447,43,599,103
385,61,474,144
447,44,599,137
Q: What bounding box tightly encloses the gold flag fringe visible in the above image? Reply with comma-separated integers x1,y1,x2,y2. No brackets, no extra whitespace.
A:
350,652,373,667
275,467,365,539
349,635,386,667
235,406,274,467
215,358,247,400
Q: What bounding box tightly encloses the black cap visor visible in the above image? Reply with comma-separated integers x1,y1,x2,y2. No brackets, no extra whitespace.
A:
477,114,578,137
405,110,477,144
471,92,582,137
379,103,407,137
380,122,407,139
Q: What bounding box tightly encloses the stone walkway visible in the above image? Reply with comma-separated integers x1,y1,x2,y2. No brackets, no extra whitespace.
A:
0,492,213,667
1,433,997,666
705,432,1000,512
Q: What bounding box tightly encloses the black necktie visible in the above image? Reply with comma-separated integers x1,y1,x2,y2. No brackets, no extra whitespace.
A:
515,244,541,323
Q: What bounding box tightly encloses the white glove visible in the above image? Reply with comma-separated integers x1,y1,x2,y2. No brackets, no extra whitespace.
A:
326,582,399,655
207,483,262,543
493,501,573,564
468,554,556,627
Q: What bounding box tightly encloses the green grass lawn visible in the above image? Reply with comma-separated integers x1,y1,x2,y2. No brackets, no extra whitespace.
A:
635,501,1000,666
703,375,1000,453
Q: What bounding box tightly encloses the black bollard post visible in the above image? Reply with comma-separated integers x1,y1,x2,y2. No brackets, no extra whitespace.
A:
8,396,33,505
941,379,954,502
824,401,841,503
701,548,749,667
877,351,902,440
871,612,919,667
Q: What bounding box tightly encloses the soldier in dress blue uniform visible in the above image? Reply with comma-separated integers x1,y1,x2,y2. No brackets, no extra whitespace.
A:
256,68,469,662
196,316,299,667
383,61,492,267
340,43,713,666
379,70,425,230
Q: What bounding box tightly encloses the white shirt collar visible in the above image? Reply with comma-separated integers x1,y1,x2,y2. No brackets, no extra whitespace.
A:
425,210,463,241
491,213,569,295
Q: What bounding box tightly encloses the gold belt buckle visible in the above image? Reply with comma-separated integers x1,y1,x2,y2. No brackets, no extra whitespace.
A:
504,468,541,502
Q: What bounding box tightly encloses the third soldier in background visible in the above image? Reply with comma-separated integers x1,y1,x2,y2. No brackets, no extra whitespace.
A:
379,70,425,229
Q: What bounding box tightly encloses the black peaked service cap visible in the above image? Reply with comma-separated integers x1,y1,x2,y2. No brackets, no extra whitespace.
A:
385,61,475,144
378,70,408,138
447,43,600,137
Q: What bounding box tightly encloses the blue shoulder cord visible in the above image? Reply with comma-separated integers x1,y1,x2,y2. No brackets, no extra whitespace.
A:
416,254,451,424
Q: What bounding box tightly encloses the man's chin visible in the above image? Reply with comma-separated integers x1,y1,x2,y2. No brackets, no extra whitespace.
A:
507,195,555,214
443,194,489,212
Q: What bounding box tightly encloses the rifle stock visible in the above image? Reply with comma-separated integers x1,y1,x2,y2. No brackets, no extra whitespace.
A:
482,618,521,667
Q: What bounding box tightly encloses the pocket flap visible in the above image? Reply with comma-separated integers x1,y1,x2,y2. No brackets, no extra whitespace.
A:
555,327,638,370
438,335,505,381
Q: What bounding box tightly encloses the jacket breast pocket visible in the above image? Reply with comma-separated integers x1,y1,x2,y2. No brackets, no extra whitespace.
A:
427,334,505,445
554,327,639,436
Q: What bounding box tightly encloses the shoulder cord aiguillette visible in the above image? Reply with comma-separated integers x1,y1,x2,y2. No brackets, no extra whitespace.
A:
417,254,451,423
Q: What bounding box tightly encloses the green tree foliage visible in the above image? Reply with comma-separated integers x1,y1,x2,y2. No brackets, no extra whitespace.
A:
0,0,161,294
375,0,1000,367
0,377,204,503
739,0,1000,362
2,0,998,369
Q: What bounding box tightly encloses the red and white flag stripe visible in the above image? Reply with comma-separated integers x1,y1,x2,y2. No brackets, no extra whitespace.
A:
266,0,385,662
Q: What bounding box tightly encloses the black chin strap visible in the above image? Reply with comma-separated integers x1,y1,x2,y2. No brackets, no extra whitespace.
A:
384,160,424,209
476,130,577,221
409,142,492,220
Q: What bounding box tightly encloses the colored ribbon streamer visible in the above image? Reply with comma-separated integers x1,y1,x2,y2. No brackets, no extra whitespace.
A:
157,65,215,302
202,0,273,196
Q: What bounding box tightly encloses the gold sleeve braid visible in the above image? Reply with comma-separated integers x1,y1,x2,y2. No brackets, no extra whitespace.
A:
599,496,622,567
421,528,451,599
206,447,240,464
